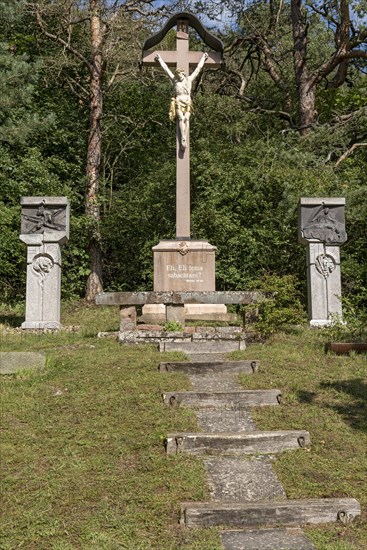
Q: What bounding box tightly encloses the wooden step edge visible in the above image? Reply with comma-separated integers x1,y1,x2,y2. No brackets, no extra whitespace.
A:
180,497,361,528
162,390,282,407
159,360,260,373
165,430,310,455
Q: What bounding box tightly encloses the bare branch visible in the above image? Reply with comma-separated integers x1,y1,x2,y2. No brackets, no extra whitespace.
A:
335,142,367,166
33,8,92,72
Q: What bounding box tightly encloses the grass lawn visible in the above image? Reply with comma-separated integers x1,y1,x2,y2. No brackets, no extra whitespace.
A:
1,303,366,549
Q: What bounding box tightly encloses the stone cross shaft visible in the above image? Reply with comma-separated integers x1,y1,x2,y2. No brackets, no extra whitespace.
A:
142,18,222,239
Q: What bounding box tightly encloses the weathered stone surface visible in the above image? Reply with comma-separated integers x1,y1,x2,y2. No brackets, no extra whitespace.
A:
185,353,228,362
153,240,216,292
166,304,186,324
165,430,310,455
298,198,347,245
20,196,70,330
220,528,316,550
20,196,70,241
119,330,192,344
306,243,343,326
0,352,46,374
185,306,236,322
159,360,259,374
204,458,286,502
119,306,137,331
137,324,163,331
196,408,257,433
96,290,262,306
160,341,246,353
298,198,347,326
180,498,361,528
162,390,281,408
189,374,242,392
191,332,244,341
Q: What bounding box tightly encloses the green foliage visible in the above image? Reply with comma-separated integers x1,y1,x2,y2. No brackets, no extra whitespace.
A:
162,320,183,332
246,274,307,337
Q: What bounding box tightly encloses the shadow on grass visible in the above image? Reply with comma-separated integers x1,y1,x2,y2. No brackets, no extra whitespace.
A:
296,390,317,403
321,379,367,433
0,315,24,327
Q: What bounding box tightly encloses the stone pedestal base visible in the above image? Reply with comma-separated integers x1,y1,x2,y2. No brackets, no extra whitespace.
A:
141,303,234,323
21,321,62,330
141,240,231,323
306,243,342,326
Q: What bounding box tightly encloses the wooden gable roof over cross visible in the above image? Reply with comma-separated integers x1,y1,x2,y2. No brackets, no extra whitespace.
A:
141,12,224,75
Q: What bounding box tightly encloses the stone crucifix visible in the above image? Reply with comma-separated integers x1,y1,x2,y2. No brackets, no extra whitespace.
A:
142,13,223,239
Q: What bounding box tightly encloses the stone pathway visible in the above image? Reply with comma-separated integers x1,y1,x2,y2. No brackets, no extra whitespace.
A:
161,355,361,549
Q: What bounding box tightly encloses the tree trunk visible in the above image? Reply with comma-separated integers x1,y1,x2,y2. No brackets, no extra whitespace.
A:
297,81,316,136
291,0,316,136
85,0,104,300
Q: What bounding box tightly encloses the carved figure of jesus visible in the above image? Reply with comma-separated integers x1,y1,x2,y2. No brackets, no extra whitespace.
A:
154,52,208,149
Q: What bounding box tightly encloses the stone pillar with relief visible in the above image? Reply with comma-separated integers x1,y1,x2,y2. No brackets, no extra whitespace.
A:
20,197,70,329
298,198,347,327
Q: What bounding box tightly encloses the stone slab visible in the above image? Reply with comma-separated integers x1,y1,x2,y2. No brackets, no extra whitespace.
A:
140,304,236,323
160,341,246,353
153,239,216,292
189,374,242,392
96,290,262,306
0,352,46,374
159,360,259,374
162,390,281,408
185,353,228,362
298,197,347,245
20,196,70,242
204,458,286,502
165,430,310,455
180,498,361,528
196,409,257,432
220,528,316,550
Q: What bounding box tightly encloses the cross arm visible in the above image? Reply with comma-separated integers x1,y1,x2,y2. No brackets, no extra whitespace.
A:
142,50,222,68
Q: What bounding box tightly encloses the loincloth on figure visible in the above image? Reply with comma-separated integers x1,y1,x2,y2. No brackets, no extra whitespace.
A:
169,98,193,121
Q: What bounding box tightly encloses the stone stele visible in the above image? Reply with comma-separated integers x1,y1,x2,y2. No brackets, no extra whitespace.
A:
20,196,70,329
299,198,347,326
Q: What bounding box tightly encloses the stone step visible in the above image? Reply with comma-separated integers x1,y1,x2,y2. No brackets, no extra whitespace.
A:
159,360,259,374
162,390,281,408
196,409,258,433
189,374,242,392
160,341,246,353
220,528,317,549
165,430,310,455
204,458,286,502
180,498,361,528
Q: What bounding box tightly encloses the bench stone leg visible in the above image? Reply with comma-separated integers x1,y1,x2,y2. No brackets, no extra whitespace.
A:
120,306,137,331
166,304,185,326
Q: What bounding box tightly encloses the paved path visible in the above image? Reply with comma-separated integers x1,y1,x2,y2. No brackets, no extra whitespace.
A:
184,352,316,549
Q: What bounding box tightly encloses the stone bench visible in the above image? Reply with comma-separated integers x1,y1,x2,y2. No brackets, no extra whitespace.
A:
96,291,262,329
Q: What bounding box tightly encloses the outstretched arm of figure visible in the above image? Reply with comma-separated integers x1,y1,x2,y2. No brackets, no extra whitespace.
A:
155,53,175,81
189,52,208,82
